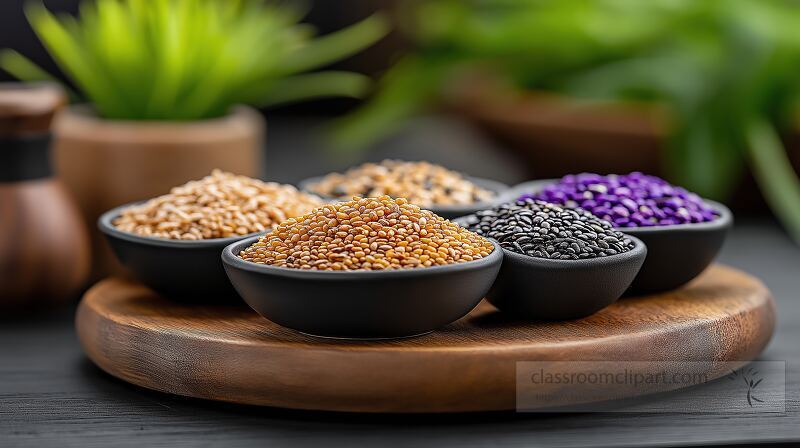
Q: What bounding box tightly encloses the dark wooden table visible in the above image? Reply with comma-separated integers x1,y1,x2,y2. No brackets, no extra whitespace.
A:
2,118,799,447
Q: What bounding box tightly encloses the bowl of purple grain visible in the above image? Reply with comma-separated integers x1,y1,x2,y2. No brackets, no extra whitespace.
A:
514,172,732,294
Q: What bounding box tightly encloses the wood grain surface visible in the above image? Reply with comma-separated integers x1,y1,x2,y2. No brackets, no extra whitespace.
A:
74,264,775,413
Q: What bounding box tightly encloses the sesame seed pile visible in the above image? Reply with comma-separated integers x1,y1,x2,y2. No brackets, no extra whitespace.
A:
463,199,635,260
113,170,324,240
307,160,495,207
238,196,494,270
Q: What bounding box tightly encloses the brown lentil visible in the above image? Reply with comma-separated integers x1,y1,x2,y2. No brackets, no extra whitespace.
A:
307,160,495,207
113,170,324,240
238,196,494,270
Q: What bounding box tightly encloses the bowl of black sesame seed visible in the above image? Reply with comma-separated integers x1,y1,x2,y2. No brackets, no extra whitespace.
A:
456,199,647,320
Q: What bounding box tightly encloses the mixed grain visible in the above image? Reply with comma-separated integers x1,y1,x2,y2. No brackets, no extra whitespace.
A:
307,160,495,207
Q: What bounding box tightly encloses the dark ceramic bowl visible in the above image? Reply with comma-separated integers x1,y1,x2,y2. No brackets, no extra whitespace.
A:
99,203,263,303
454,216,646,319
622,200,732,294
297,175,511,219
486,236,646,319
509,179,733,294
222,236,504,339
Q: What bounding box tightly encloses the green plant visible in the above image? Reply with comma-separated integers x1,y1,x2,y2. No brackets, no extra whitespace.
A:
337,0,800,242
1,0,388,120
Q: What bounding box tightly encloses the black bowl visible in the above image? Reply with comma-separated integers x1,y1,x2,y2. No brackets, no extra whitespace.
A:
509,179,733,294
485,236,646,320
222,236,504,339
623,200,732,294
297,175,511,219
98,203,262,303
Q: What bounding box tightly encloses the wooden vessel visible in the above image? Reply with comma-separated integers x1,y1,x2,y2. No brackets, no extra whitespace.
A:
0,83,90,310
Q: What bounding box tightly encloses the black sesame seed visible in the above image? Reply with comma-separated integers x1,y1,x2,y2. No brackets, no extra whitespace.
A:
463,199,635,260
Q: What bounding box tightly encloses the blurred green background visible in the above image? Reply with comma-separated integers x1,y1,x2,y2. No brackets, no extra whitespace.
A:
3,0,800,241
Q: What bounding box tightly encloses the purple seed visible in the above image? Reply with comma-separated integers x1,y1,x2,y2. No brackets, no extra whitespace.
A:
519,172,720,228
612,206,630,217
621,198,638,211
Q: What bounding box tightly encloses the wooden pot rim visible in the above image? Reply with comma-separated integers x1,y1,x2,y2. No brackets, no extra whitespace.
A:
53,104,264,144
0,82,66,137
451,76,800,139
444,72,670,139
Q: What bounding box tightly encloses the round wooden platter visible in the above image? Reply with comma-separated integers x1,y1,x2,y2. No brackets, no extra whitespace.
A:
76,264,775,413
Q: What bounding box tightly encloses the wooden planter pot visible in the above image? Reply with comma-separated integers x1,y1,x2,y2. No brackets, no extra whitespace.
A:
53,106,265,277
448,77,800,210
448,80,670,179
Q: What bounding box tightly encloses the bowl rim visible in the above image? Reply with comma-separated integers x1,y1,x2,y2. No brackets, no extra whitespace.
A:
496,233,647,268
297,174,511,214
222,235,503,280
508,179,733,233
98,202,266,249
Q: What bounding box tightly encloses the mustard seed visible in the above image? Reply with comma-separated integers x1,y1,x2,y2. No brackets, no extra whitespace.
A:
238,196,494,270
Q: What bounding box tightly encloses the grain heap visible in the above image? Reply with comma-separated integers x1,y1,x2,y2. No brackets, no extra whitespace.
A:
114,170,324,240
523,172,719,227
239,196,494,270
307,160,495,207
463,199,635,260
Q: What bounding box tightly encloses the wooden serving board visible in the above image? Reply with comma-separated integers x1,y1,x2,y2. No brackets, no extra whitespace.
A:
76,264,775,413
